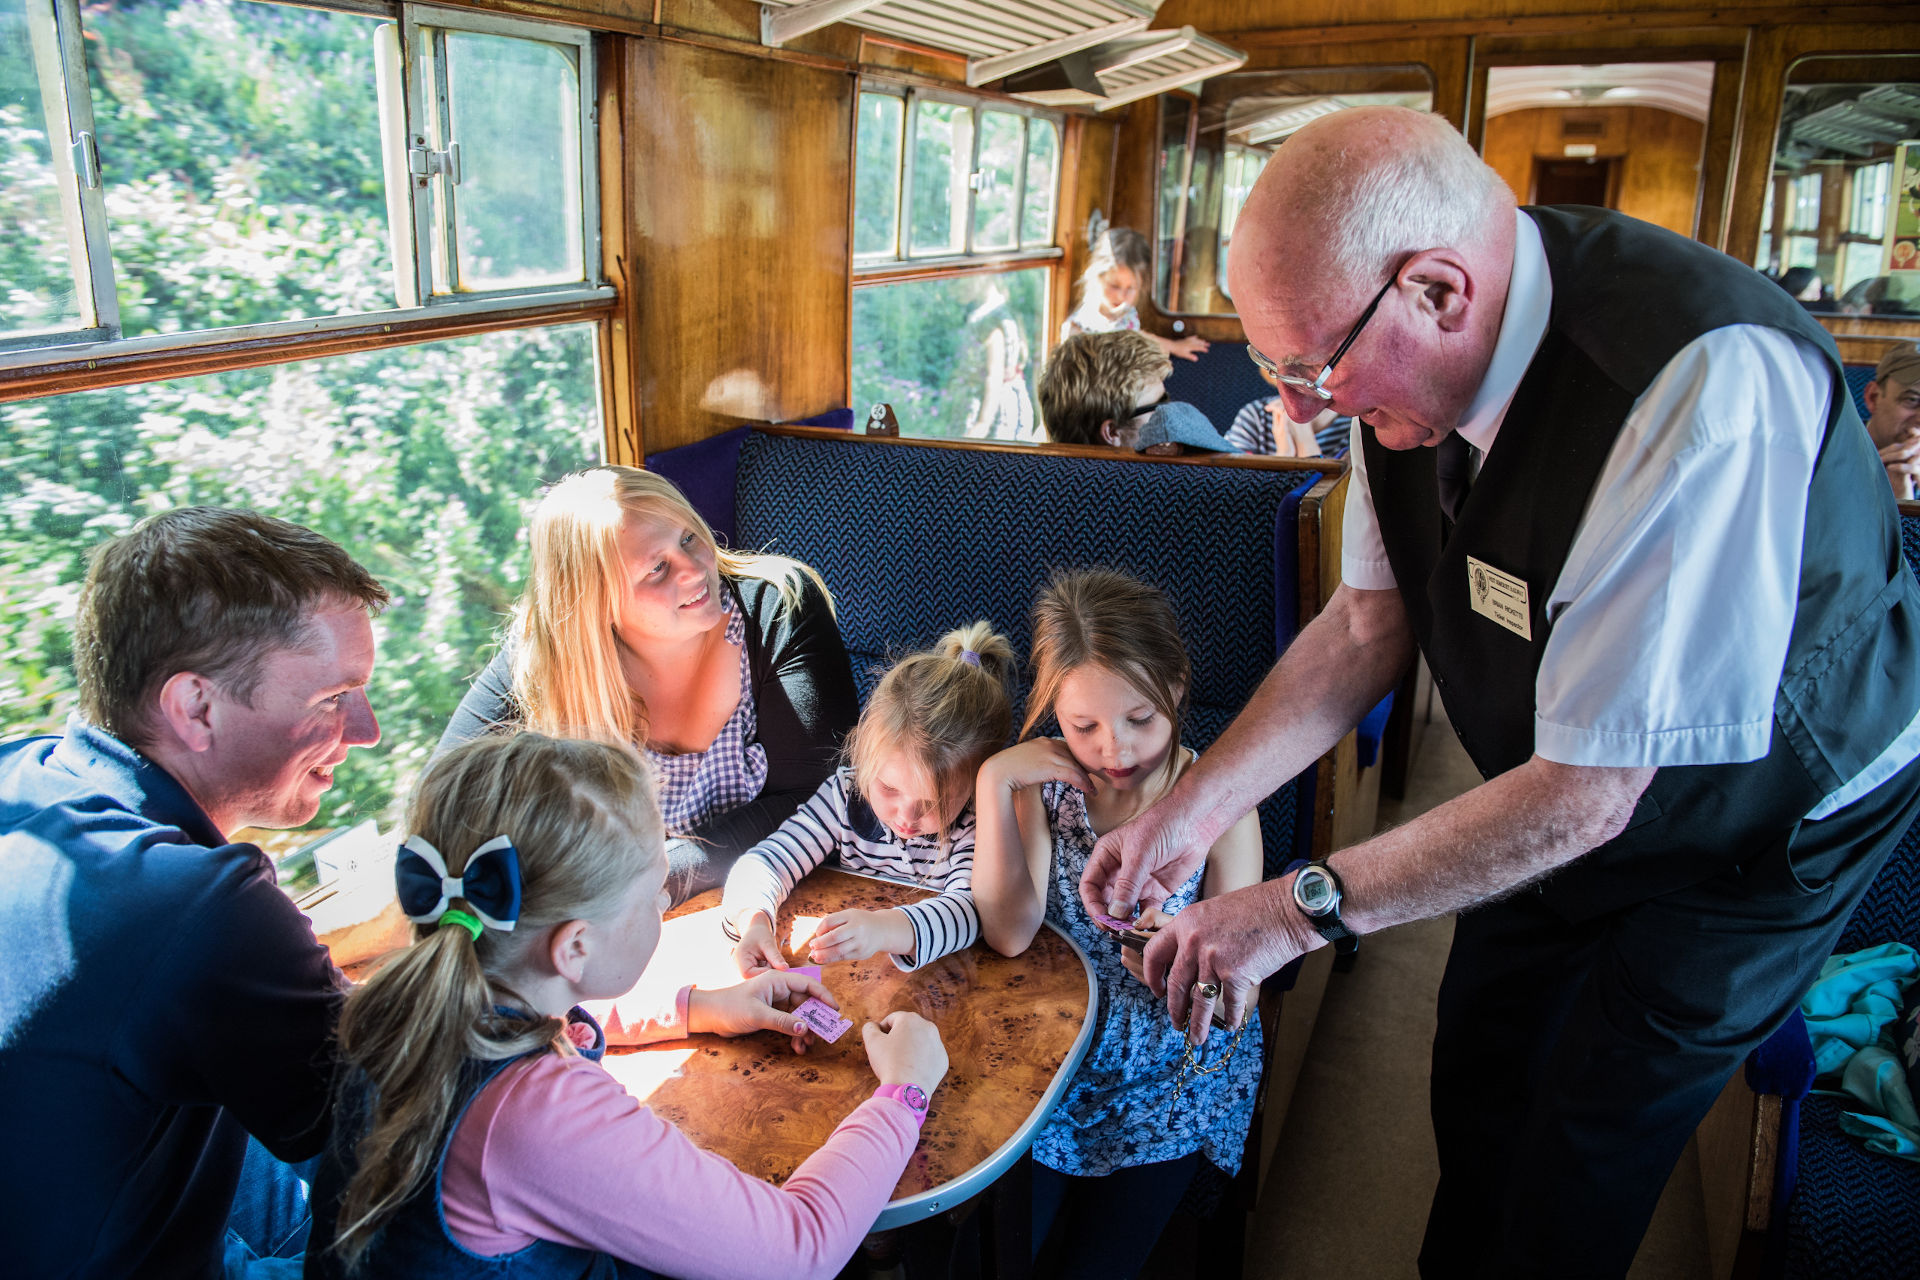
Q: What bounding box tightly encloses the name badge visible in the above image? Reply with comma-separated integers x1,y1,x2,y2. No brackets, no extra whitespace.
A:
1467,556,1532,640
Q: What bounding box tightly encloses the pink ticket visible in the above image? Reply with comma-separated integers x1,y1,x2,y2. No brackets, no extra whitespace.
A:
791,964,822,982
794,997,852,1043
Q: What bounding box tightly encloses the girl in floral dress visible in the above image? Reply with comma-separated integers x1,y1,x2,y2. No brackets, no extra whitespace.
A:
973,568,1263,1279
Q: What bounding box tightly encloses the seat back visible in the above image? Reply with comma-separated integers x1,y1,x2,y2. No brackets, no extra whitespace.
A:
1163,340,1273,437
732,429,1331,872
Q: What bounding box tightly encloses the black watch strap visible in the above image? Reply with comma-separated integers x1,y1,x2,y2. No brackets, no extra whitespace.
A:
1294,861,1360,971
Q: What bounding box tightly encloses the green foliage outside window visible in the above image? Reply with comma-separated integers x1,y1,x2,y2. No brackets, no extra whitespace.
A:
0,0,601,835
851,268,1045,441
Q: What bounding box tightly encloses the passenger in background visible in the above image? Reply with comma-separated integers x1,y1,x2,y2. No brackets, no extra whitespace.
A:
1039,330,1171,448
0,508,387,1280
1775,266,1832,312
436,467,859,904
1225,393,1342,458
1061,227,1211,362
724,621,1015,975
972,570,1262,1280
307,732,949,1280
1866,344,1920,499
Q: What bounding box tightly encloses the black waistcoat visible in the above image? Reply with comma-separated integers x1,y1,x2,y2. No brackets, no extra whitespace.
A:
1361,206,1920,920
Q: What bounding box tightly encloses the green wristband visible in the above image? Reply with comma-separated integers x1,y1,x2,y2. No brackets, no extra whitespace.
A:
438,908,485,942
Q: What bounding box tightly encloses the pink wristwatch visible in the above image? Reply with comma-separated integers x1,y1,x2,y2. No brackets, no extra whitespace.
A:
873,1083,930,1125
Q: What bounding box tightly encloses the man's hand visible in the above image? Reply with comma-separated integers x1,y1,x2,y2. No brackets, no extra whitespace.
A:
1882,431,1920,500
809,908,914,965
1080,795,1213,922
688,971,837,1054
1143,877,1319,1045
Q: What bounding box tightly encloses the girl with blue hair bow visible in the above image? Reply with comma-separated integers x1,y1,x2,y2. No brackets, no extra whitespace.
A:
306,732,949,1279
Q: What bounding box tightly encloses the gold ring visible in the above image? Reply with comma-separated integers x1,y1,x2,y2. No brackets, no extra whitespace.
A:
1192,980,1220,1001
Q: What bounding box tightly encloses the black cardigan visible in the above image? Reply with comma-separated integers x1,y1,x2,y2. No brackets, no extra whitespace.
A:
434,573,860,862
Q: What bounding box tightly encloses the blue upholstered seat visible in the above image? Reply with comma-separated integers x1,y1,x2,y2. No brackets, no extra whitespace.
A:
1844,365,1875,425
1751,507,1920,1278
1164,341,1274,437
730,431,1323,875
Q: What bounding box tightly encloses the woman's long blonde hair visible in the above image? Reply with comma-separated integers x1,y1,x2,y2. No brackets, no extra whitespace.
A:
329,733,664,1273
510,465,829,746
846,621,1015,837
1021,568,1191,749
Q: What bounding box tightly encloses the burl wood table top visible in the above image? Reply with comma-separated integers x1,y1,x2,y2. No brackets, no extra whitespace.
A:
600,869,1096,1228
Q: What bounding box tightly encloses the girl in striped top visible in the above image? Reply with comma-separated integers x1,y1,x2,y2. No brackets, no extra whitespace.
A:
724,622,1015,974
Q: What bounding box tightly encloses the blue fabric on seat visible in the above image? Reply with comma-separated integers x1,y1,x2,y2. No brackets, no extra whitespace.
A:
646,426,752,546
1764,509,1920,1277
733,431,1322,874
1356,694,1394,770
1844,366,1875,425
1164,342,1275,436
1783,1095,1920,1279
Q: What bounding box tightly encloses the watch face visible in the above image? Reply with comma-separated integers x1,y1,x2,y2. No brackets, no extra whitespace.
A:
1295,868,1336,915
903,1085,928,1111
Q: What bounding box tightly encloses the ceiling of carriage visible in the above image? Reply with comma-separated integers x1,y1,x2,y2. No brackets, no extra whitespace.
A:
1485,63,1716,123
1777,82,1920,169
757,0,1246,102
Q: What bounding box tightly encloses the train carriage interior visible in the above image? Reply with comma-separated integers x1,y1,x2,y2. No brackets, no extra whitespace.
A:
3,0,1918,1277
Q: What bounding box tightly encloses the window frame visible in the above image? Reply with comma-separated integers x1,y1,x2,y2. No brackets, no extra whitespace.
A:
4,0,118,350
0,0,611,375
854,79,1064,278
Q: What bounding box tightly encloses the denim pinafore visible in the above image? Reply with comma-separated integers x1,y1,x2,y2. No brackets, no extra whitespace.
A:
304,1009,660,1280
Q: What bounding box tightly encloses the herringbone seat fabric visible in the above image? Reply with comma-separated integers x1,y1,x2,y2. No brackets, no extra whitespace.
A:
733,433,1319,874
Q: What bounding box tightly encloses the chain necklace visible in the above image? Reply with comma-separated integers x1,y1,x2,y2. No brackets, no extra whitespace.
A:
1167,1020,1251,1124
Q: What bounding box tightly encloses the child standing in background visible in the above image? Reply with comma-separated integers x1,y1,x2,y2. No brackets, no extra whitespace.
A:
308,732,948,1280
726,622,1015,974
973,569,1263,1280
1060,227,1210,362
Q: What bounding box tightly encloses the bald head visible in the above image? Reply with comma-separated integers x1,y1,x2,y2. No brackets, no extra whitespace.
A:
1230,106,1511,315
1226,106,1517,450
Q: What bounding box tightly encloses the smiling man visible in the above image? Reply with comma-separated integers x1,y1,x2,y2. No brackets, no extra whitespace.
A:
1080,107,1920,1277
0,507,387,1279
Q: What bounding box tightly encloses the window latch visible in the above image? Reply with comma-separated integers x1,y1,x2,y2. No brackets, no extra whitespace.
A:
408,140,463,185
71,132,101,190
969,170,993,192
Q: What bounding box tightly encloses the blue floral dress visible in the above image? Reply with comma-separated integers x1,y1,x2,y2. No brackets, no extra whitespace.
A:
1029,769,1262,1178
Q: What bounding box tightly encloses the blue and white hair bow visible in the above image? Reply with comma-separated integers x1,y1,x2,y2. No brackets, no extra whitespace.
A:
395,834,523,932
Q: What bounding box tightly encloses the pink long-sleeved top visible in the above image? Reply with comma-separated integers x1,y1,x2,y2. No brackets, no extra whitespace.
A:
440,986,919,1280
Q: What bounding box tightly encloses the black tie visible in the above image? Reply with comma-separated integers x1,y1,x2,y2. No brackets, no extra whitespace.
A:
1436,432,1474,522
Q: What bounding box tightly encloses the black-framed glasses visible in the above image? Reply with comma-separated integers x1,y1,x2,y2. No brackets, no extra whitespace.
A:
1247,272,1397,403
1127,390,1171,424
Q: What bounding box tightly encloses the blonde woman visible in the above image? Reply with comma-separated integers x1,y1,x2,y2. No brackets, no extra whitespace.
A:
436,466,858,901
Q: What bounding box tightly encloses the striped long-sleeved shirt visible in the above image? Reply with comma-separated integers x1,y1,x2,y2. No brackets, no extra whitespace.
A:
721,767,979,971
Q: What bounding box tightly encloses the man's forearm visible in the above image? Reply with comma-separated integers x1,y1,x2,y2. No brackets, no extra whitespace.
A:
1337,756,1654,935
1175,584,1414,845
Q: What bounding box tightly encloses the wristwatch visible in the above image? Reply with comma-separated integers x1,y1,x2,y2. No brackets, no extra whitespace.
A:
873,1083,930,1125
1292,861,1360,972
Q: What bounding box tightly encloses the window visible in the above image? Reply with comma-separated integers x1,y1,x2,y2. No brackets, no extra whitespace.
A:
852,83,1060,441
1155,66,1435,316
1766,58,1920,315
856,86,1061,264
0,322,603,833
851,268,1047,442
1,0,603,359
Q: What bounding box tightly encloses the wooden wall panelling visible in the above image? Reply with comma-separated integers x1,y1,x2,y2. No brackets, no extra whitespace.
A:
1696,52,1746,248
1726,24,1920,269
1054,113,1120,344
1182,3,1915,45
596,36,642,465
1484,106,1704,234
627,38,854,453
1472,26,1744,64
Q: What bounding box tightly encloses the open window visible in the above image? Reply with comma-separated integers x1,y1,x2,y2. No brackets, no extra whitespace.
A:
1,0,604,361
0,0,114,349
851,82,1061,441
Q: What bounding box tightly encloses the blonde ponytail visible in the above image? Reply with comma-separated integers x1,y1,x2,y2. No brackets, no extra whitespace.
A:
848,622,1016,837
330,733,664,1272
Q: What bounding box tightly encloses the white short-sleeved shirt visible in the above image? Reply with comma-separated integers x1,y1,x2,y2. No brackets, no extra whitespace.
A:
1342,210,1920,819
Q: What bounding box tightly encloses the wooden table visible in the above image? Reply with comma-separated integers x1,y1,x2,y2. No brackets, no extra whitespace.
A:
311,867,1096,1232
600,869,1096,1229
